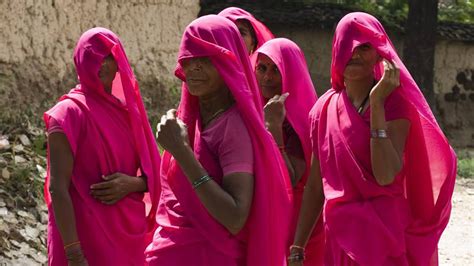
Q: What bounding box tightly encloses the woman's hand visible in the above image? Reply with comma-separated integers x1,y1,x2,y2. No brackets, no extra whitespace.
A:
370,59,400,103
264,92,289,130
156,109,189,156
90,173,145,204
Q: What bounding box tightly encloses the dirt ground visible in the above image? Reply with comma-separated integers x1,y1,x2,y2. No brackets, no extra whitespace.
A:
1,179,472,265
438,178,474,265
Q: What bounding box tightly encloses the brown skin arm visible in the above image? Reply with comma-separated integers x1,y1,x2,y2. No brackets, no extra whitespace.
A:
369,60,410,186
370,104,410,185
265,93,305,187
172,144,254,235
48,132,87,264
157,110,254,235
289,155,324,266
267,124,306,187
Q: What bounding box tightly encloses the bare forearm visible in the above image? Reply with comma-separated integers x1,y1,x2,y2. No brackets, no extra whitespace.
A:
268,125,298,186
370,101,402,185
293,183,324,247
50,189,79,245
130,176,147,193
172,145,249,234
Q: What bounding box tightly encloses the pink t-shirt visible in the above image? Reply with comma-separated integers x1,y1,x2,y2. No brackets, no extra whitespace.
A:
151,105,254,252
47,117,64,135
200,105,254,177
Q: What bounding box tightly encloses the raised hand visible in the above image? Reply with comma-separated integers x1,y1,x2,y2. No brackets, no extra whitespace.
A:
156,109,189,156
370,59,400,103
264,92,289,129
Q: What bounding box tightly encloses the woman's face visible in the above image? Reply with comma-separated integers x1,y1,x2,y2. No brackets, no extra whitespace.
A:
343,43,381,82
98,55,118,93
255,54,282,100
181,57,227,97
235,19,257,55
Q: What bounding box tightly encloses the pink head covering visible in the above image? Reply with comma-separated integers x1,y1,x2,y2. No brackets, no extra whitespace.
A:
255,38,318,187
218,7,274,52
44,27,161,257
162,15,292,265
313,12,456,265
256,38,324,264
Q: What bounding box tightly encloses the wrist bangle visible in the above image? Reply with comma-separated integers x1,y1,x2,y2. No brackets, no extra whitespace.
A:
289,244,305,252
192,175,212,189
370,129,388,139
64,241,80,250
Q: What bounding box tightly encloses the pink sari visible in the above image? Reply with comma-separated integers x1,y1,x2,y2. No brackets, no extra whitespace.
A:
44,27,161,265
310,13,456,266
255,38,325,265
218,6,274,59
146,15,292,266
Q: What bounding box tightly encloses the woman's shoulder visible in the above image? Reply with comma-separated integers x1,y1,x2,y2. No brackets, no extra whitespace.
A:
207,105,244,131
202,105,250,147
46,98,84,123
309,88,337,120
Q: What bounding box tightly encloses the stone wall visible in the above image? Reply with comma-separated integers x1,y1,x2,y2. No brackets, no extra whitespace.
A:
0,0,200,126
434,40,474,147
271,24,473,147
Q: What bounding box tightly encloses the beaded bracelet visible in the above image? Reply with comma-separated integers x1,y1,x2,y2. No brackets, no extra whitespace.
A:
192,175,212,189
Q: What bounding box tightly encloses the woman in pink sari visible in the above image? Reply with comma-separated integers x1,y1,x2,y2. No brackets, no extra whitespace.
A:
290,12,456,266
218,7,274,56
44,27,161,265
145,15,292,266
254,38,324,265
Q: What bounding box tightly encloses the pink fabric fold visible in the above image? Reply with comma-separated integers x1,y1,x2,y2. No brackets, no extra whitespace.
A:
218,6,274,60
44,27,161,265
310,12,456,266
146,15,292,266
255,38,325,265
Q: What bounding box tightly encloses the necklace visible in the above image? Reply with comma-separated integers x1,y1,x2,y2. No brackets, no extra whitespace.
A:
357,80,377,115
357,93,370,114
203,107,229,127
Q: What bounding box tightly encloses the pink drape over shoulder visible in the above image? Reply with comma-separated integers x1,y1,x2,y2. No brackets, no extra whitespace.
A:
44,27,161,265
310,12,456,266
146,15,292,266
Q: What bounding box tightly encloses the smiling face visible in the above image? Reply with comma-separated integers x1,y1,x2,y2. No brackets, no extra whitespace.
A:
343,43,381,82
255,54,282,100
235,19,257,54
181,57,227,97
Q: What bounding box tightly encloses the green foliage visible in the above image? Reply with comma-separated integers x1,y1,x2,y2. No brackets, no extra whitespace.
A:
299,0,473,24
439,0,474,23
457,149,474,178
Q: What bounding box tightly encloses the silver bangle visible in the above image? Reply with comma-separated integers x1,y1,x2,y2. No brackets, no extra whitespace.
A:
370,129,388,139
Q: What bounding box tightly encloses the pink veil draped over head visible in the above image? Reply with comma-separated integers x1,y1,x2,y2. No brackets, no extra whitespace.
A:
44,27,161,264
219,6,274,54
312,12,456,265
159,15,292,266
